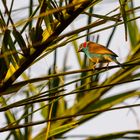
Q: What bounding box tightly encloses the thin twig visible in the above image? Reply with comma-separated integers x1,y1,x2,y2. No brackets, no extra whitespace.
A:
0,103,140,132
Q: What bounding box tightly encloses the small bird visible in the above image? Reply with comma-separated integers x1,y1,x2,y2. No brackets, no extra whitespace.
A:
78,41,124,69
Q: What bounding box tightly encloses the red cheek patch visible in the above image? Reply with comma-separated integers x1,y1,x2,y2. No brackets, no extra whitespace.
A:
83,42,87,48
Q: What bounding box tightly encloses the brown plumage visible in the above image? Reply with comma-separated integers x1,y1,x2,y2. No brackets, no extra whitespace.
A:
87,42,118,56
78,41,124,68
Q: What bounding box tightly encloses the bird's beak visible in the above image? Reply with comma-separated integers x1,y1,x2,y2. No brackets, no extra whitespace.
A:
77,44,83,52
77,48,81,53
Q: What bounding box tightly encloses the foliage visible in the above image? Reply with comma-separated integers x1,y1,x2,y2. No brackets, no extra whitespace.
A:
0,0,140,139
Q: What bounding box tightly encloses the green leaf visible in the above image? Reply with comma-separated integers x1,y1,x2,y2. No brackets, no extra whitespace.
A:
86,130,140,140
49,121,78,137
24,93,32,140
40,102,49,119
76,90,140,128
72,36,83,68
12,29,30,57
7,31,20,65
119,0,128,41
0,30,11,81
126,0,140,48
1,96,23,139
84,90,139,112
33,121,78,140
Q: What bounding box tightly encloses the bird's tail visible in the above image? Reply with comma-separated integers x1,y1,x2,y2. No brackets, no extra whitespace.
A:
114,59,124,69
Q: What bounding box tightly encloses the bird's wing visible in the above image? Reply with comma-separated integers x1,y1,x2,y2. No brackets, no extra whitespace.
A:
88,42,118,57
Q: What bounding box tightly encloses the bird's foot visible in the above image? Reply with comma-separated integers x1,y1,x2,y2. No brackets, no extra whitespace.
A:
106,63,109,70
92,65,96,70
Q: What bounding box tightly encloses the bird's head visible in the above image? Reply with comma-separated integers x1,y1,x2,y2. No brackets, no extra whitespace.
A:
78,42,89,52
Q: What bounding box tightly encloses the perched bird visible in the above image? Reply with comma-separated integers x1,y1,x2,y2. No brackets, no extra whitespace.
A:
78,41,124,69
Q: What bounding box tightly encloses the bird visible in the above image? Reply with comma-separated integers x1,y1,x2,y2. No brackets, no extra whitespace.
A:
78,41,124,69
